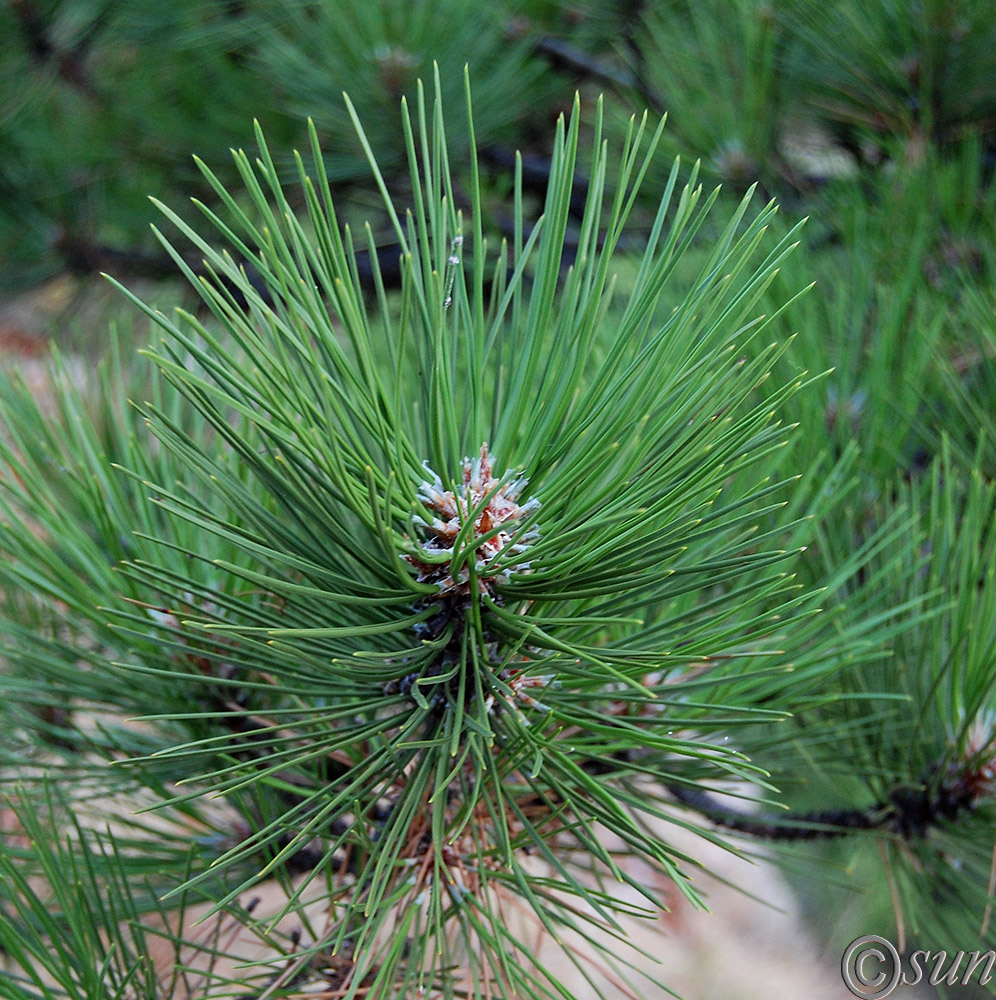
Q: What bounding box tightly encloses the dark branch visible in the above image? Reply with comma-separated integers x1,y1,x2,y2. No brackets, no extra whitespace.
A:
667,783,879,841
55,232,405,305
533,35,637,91
668,765,982,843
480,145,590,219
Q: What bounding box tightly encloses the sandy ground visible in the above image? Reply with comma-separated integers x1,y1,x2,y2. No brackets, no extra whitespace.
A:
132,811,857,1000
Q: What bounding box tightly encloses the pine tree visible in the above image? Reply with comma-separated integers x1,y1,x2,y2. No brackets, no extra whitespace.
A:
1,66,995,1000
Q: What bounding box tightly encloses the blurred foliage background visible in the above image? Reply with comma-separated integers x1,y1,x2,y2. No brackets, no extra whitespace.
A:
3,0,996,985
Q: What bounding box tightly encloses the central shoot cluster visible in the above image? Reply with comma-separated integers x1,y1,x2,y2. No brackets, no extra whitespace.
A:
391,445,542,715
405,444,539,601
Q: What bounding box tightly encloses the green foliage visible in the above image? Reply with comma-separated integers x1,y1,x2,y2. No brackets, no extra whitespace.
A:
781,0,996,155
252,0,558,182
0,0,567,291
622,0,788,190
3,3,996,997
0,0,300,288
778,449,996,946
0,76,843,997
751,138,996,488
0,792,217,1000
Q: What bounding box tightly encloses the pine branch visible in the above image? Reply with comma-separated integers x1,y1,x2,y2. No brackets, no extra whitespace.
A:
53,230,405,301
669,761,990,843
6,57,996,992
533,35,638,92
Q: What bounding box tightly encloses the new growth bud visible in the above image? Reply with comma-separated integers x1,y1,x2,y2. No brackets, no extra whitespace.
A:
406,444,539,598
